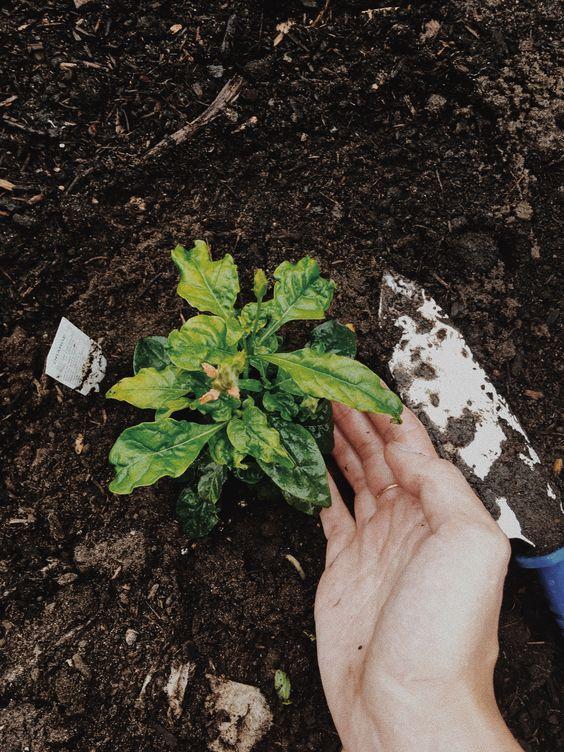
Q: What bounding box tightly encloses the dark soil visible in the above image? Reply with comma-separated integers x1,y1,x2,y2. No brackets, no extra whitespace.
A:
1,1,562,750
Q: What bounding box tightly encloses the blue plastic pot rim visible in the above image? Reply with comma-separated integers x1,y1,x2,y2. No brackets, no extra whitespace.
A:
516,545,564,569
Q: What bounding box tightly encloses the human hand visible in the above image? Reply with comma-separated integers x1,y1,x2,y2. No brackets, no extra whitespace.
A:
315,403,521,752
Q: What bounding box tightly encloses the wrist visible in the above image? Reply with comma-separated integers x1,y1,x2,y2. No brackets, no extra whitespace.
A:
343,681,521,752
377,689,518,752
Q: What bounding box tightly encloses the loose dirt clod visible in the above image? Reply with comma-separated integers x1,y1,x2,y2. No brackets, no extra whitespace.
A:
206,675,273,752
125,628,138,647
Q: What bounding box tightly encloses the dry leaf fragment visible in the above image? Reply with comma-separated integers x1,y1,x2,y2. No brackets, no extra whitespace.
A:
421,19,441,41
553,458,562,476
74,434,85,454
165,662,195,719
274,20,294,46
523,389,544,400
170,23,183,34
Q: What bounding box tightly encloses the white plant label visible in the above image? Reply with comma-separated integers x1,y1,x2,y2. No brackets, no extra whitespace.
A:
45,317,107,395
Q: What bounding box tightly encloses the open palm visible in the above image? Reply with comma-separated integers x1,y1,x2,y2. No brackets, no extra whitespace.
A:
315,403,512,752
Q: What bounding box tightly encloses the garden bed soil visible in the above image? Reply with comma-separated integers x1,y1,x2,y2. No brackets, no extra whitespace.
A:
1,1,562,750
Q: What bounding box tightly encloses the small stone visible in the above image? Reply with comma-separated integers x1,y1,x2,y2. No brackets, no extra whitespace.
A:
515,201,533,221
426,94,447,116
125,628,138,646
57,572,78,586
208,65,224,79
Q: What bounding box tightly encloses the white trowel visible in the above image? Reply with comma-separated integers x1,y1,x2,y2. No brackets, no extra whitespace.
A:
379,272,564,631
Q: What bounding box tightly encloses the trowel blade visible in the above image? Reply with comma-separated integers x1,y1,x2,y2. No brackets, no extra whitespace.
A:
379,271,563,552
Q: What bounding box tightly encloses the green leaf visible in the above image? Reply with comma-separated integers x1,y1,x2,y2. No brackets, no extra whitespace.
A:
310,320,357,358
109,420,224,494
227,405,294,468
253,269,268,301
167,314,240,371
274,670,292,705
239,302,270,334
177,487,219,538
284,493,317,515
263,391,299,422
195,394,239,422
299,399,334,454
133,336,170,373
234,461,265,484
258,349,403,421
106,366,201,414
258,418,331,510
275,369,306,397
239,378,262,392
172,241,239,319
254,334,280,355
198,462,228,503
208,429,246,468
257,257,335,344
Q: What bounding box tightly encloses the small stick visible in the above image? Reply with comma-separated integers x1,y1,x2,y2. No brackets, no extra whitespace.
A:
285,554,306,581
144,76,243,161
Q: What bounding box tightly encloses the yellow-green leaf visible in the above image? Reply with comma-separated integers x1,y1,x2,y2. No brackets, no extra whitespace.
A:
106,366,202,414
258,349,403,421
172,241,239,318
208,429,246,468
257,257,335,343
227,405,294,468
253,269,268,301
238,302,270,334
109,420,224,494
167,315,241,371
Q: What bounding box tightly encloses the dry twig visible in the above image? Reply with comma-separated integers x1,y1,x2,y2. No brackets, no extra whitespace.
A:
144,76,243,161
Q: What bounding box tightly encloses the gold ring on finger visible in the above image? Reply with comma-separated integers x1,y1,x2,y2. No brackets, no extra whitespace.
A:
376,483,400,500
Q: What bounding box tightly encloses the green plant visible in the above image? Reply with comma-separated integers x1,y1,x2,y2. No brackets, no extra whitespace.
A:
106,241,402,537
274,669,292,705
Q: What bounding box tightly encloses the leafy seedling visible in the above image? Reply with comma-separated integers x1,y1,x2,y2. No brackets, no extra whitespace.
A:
274,669,292,705
106,241,402,537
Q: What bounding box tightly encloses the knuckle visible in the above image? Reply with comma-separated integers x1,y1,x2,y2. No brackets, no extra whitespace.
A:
460,521,511,563
490,529,512,564
355,435,380,457
436,457,465,481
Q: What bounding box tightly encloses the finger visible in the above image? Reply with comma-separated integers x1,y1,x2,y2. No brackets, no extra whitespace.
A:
320,474,356,567
332,426,383,525
332,425,367,493
384,441,494,532
333,403,397,500
368,404,437,456
333,403,385,464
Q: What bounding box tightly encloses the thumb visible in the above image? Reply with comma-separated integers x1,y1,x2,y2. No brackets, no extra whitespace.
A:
384,441,495,532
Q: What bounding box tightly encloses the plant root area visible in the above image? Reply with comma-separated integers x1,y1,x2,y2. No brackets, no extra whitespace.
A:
0,1,562,750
